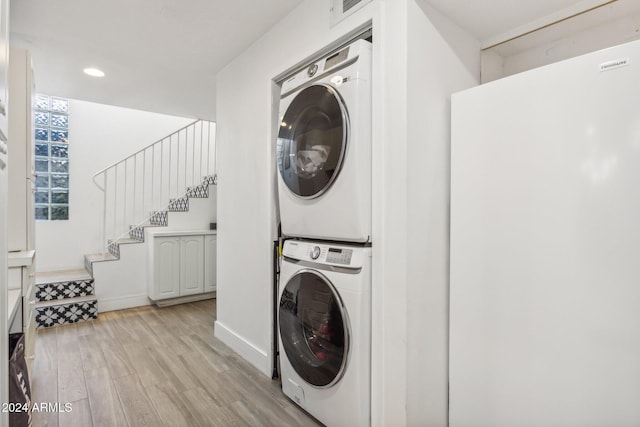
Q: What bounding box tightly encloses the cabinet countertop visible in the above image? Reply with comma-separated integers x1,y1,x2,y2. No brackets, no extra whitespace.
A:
148,230,217,237
8,249,35,267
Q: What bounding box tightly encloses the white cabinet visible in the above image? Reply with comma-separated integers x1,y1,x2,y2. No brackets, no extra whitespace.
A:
204,234,217,293
8,48,35,252
7,253,36,375
22,266,36,373
179,235,204,296
148,232,214,303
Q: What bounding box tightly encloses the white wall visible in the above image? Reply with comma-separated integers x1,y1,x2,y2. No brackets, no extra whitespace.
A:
215,0,379,375
406,1,480,425
373,1,408,424
215,0,479,425
36,99,193,272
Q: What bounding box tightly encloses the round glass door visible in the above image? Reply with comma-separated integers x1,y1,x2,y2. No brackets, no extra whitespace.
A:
279,269,349,388
277,84,349,199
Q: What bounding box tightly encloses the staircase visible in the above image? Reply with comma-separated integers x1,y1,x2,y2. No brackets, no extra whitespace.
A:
34,269,97,328
85,173,217,274
36,119,217,328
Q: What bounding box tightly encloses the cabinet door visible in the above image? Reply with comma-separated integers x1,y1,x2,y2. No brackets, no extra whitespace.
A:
154,237,180,299
180,235,204,296
204,235,217,293
23,265,36,375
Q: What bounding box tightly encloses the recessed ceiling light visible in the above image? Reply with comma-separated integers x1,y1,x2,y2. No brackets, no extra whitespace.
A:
83,67,105,78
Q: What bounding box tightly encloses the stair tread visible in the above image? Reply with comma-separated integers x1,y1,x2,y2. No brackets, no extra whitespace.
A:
113,238,142,245
85,252,118,263
35,295,97,308
36,268,92,285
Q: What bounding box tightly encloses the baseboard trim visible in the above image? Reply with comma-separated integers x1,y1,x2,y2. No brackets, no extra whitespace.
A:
214,320,270,376
98,294,150,312
152,292,216,307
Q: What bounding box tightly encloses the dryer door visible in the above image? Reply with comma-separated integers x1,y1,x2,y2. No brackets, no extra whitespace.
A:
279,269,350,388
277,84,348,199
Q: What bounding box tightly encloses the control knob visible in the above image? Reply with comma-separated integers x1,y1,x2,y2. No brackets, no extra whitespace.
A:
309,245,321,260
307,63,318,77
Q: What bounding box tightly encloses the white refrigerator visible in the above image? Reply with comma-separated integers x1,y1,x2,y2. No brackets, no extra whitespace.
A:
450,39,640,426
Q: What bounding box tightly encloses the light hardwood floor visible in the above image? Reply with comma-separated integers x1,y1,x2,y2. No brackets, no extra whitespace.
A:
30,299,321,427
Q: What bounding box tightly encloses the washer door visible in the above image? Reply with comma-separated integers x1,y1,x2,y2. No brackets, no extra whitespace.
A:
279,269,349,388
277,84,348,199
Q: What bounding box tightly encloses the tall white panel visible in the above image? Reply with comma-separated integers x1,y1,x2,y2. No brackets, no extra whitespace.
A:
8,48,35,252
451,40,640,426
0,0,10,423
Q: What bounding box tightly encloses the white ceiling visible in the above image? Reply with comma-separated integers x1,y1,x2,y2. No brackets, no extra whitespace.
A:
10,0,303,120
426,0,615,46
11,0,621,121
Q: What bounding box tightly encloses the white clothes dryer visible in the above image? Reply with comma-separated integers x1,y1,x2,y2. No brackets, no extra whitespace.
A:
277,39,372,243
278,239,371,427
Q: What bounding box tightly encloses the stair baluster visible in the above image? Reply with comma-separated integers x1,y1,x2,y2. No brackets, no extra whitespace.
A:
92,120,216,255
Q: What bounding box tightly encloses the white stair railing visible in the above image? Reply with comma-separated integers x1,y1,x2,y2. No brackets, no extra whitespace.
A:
92,119,216,252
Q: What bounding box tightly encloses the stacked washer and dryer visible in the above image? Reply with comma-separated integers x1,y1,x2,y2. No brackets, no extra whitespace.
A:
276,39,373,427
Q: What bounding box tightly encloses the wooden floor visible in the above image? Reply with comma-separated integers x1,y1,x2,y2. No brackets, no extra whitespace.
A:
30,299,321,427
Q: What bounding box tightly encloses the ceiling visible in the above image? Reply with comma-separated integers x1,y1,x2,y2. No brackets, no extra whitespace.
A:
425,0,615,46
11,0,620,121
10,0,303,120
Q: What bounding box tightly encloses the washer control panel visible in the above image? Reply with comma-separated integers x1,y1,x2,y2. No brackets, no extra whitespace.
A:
283,240,366,268
279,39,371,96
326,247,353,265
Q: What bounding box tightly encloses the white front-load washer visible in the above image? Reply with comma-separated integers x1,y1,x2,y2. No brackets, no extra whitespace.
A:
278,239,371,426
277,39,372,243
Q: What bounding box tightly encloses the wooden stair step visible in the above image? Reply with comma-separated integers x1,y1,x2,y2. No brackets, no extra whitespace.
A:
36,268,92,285
84,252,118,263
35,294,97,308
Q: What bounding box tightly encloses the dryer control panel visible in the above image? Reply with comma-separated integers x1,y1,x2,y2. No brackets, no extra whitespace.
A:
283,240,368,269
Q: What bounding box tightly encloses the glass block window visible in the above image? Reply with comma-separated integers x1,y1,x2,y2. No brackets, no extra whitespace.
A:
34,94,69,220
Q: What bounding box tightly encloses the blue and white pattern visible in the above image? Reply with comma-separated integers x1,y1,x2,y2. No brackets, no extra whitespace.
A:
149,210,168,226
35,300,98,329
108,241,120,258
35,279,95,302
186,184,209,198
129,226,145,242
168,197,189,212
